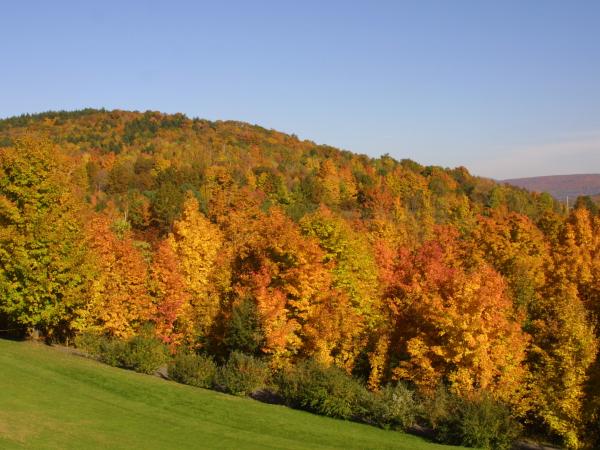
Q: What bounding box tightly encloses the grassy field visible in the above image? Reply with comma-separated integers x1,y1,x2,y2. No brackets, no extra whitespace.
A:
0,339,465,450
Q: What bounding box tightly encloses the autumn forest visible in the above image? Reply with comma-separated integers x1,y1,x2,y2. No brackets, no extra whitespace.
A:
1,110,599,448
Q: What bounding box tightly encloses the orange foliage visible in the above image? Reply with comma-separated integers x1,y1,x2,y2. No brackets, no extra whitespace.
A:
231,208,337,365
382,228,529,404
150,238,191,346
84,215,154,338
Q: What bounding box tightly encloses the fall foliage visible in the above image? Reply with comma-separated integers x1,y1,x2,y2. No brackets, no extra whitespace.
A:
1,110,598,448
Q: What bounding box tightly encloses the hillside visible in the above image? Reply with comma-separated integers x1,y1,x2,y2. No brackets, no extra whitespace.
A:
0,339,459,450
0,109,561,227
503,174,600,201
1,109,599,448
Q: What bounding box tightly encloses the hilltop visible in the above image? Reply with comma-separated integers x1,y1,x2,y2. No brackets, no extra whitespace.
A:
0,108,560,224
503,174,600,201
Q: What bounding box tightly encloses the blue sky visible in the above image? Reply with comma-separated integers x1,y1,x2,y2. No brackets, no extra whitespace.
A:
1,1,599,178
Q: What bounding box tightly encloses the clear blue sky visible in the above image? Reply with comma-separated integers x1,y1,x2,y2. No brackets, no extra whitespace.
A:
2,1,599,178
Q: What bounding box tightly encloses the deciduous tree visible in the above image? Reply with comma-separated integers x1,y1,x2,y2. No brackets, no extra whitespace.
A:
0,138,91,339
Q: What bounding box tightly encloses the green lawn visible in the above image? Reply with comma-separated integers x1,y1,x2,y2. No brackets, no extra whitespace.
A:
0,339,465,449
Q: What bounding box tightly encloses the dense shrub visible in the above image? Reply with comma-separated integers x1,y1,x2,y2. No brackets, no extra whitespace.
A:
74,332,101,354
419,384,453,429
222,298,265,356
452,395,521,450
75,332,126,366
119,333,169,374
216,351,269,396
421,387,521,450
97,338,128,367
75,330,168,375
168,351,217,388
359,383,417,430
275,360,365,420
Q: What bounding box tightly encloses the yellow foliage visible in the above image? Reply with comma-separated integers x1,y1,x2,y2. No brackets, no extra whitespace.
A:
170,193,223,341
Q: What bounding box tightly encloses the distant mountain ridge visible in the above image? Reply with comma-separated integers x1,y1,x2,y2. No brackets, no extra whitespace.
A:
503,174,600,201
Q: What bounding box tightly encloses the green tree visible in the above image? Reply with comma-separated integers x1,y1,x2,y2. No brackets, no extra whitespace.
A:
0,138,92,339
574,195,598,216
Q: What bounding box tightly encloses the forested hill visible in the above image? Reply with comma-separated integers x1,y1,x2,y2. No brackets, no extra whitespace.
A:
1,109,600,449
503,174,600,202
0,109,561,226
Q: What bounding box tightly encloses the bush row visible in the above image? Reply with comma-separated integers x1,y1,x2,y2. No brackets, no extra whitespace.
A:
420,386,521,450
76,333,520,449
169,354,520,449
168,350,270,396
274,359,417,427
77,332,271,397
75,329,168,375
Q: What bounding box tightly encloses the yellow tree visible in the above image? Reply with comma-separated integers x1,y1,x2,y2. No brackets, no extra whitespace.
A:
527,278,597,449
385,165,435,242
0,137,92,340
470,212,550,311
316,159,341,207
169,193,223,343
561,209,599,316
525,210,599,448
300,206,379,370
338,165,358,207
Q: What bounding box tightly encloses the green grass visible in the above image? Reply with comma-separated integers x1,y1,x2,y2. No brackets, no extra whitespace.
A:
0,339,465,450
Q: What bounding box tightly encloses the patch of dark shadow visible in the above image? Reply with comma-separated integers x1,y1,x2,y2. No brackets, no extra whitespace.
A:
250,388,284,405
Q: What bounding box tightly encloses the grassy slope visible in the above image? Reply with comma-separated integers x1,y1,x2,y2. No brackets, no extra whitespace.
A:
0,340,463,450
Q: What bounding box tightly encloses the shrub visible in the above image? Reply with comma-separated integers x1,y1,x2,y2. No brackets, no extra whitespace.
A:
74,332,104,355
119,333,168,374
168,351,217,388
359,383,417,430
97,337,129,367
75,332,127,366
216,351,269,396
422,389,521,450
454,395,521,450
419,384,453,429
75,329,168,375
223,298,265,356
275,360,365,420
